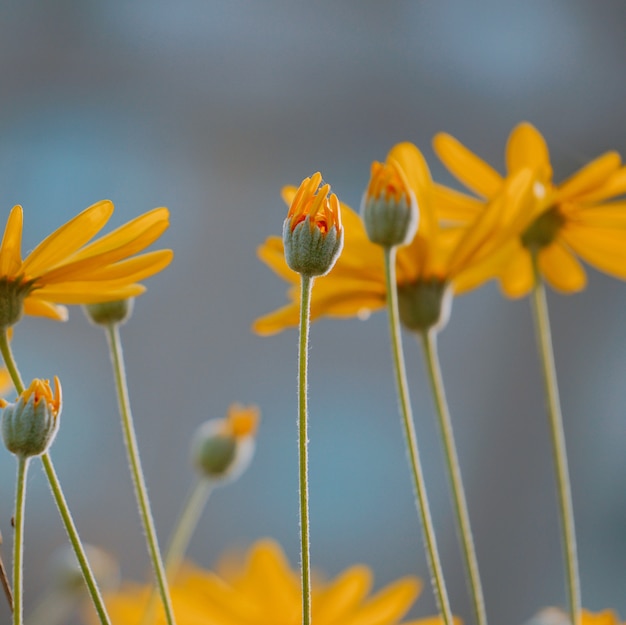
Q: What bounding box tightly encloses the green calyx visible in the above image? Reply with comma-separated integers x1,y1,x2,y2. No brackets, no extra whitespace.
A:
0,277,33,329
520,206,564,252
397,278,453,333
84,299,135,326
361,193,418,248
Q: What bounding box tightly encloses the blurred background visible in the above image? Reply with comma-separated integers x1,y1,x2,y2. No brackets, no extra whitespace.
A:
0,1,625,623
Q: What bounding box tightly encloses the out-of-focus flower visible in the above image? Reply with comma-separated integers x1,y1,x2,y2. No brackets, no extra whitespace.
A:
191,403,260,483
103,539,438,625
282,172,343,277
527,607,624,625
255,142,533,334
433,122,626,296
0,202,173,326
1,377,61,457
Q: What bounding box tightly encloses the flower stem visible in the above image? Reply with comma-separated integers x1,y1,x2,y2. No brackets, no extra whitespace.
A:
298,274,313,625
420,329,486,625
165,479,212,580
530,256,580,625
0,329,111,625
382,247,453,625
12,455,28,625
0,533,13,613
105,323,176,625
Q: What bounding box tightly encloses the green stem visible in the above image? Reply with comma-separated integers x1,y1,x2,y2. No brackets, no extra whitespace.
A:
105,323,176,625
164,479,212,580
530,256,580,625
12,455,28,625
0,329,111,625
298,274,313,625
0,538,13,613
382,248,453,625
421,329,487,625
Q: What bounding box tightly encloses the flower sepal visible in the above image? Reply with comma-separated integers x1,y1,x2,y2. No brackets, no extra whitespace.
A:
1,377,62,457
398,279,453,333
84,299,135,326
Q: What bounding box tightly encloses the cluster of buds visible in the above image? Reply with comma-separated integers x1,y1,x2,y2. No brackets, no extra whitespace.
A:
1,377,62,458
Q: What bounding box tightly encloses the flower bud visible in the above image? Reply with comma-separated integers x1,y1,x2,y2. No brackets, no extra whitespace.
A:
84,299,134,326
361,159,418,247
191,404,259,483
397,279,453,333
1,377,62,457
283,173,343,277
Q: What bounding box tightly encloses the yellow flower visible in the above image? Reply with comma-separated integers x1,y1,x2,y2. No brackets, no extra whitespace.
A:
532,607,624,625
103,539,441,625
282,173,344,277
0,201,173,325
433,122,626,296
254,143,532,334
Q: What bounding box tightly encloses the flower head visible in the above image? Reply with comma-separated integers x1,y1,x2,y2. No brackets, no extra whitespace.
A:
102,539,439,625
282,173,343,277
254,142,533,334
191,403,260,483
0,201,173,326
1,377,61,457
362,154,418,247
433,122,626,296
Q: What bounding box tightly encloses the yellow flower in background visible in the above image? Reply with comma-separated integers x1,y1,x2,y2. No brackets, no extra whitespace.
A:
531,607,624,625
433,122,626,296
0,201,173,325
254,142,533,334
104,539,437,625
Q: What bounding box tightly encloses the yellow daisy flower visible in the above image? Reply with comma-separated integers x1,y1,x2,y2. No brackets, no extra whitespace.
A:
254,143,532,334
0,200,173,325
103,539,441,625
433,122,626,297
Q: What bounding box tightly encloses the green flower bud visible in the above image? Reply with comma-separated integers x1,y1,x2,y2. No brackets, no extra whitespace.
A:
397,279,453,333
283,173,343,277
1,377,62,457
84,299,134,326
0,277,34,329
361,159,418,247
191,404,259,483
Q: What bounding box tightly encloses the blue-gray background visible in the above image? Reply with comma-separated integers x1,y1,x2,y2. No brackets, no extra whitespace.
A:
0,1,625,624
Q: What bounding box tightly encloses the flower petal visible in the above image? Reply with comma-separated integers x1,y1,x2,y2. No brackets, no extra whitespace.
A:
505,122,552,182
499,245,534,298
566,201,626,228
0,206,23,277
539,242,587,293
23,298,68,321
433,184,483,223
30,281,145,304
21,200,114,277
433,132,504,198
557,152,621,201
314,566,373,622
574,166,626,203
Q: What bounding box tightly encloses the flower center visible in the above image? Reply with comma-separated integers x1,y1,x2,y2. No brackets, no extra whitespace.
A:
520,206,564,252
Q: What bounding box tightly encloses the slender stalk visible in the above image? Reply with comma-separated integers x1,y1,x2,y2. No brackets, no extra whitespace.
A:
105,323,176,625
382,247,453,625
421,329,486,625
164,479,212,580
529,256,580,625
298,274,313,625
0,330,111,625
0,530,14,613
12,455,28,625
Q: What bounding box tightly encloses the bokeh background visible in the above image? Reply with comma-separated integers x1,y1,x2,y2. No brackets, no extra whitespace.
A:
0,1,625,624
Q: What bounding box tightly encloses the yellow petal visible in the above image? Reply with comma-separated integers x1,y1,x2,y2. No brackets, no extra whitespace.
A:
253,302,301,335
505,122,552,182
574,166,626,203
0,368,13,396
433,132,503,199
53,250,173,284
341,577,420,625
23,298,68,321
67,207,169,261
560,224,626,280
257,237,299,284
538,242,586,293
433,184,483,223
566,201,626,228
39,224,171,284
557,152,621,201
21,200,114,277
30,281,145,304
499,245,534,298
0,206,23,277
314,566,373,622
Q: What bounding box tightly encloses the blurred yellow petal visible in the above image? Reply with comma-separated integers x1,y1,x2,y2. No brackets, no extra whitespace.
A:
557,152,621,201
258,237,299,284
314,567,373,622
21,200,114,276
31,281,145,304
538,242,587,293
65,250,174,283
499,246,534,298
566,201,626,228
22,299,68,321
433,184,483,223
505,122,552,182
0,206,23,276
575,166,626,203
433,132,503,198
